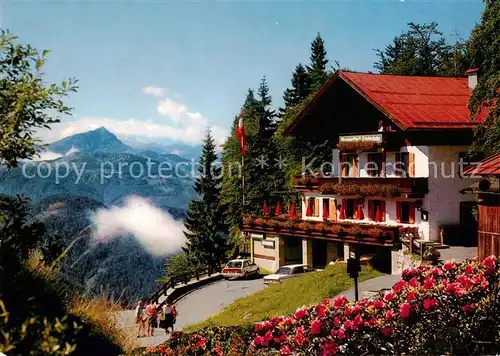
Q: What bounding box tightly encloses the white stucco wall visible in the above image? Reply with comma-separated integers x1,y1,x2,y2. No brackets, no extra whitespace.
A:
423,145,479,241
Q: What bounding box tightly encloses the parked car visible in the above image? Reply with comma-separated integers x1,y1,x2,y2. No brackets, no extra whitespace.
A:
263,264,314,284
221,259,260,279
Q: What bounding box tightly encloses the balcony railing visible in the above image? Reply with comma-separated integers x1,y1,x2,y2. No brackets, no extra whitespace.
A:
243,215,400,247
294,175,428,197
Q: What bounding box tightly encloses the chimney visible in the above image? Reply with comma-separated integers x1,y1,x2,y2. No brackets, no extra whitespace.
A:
466,68,479,90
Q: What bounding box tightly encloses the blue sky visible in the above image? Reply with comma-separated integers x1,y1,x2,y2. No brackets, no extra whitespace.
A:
3,0,485,147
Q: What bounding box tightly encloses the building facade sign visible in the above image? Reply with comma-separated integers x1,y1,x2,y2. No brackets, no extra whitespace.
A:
339,134,383,143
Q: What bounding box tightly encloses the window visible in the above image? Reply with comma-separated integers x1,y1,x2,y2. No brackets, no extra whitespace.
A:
367,153,383,177
306,197,319,217
340,199,358,219
292,266,304,274
323,198,329,217
226,261,242,268
275,267,291,275
395,152,409,177
368,200,385,222
341,154,358,177
396,202,415,224
242,261,249,268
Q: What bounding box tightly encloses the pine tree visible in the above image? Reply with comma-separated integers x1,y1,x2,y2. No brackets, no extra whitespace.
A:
279,63,311,117
183,128,228,270
307,33,329,92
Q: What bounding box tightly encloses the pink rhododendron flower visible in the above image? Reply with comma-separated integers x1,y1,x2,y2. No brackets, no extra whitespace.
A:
381,327,394,336
311,319,322,335
385,310,396,320
461,303,477,312
431,267,443,276
423,277,435,289
333,316,342,327
443,261,457,271
264,331,274,342
456,275,473,289
354,314,363,326
332,329,347,339
343,319,356,330
406,291,416,301
400,302,411,318
280,345,292,355
333,295,348,308
294,326,307,346
253,336,264,346
393,280,408,293
409,277,419,287
423,298,437,310
315,304,327,317
483,255,497,274
465,264,475,275
294,308,308,320
384,292,396,302
322,342,338,356
215,344,223,356
371,300,385,309
344,307,352,317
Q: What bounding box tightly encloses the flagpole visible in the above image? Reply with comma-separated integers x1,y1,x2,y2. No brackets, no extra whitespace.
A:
242,154,246,254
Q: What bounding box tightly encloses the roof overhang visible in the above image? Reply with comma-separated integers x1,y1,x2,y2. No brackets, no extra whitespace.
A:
460,177,500,195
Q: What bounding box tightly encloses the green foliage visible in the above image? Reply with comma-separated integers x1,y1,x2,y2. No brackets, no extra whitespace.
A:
374,22,471,76
163,252,201,281
183,129,229,270
307,33,330,92
0,30,78,168
469,0,500,153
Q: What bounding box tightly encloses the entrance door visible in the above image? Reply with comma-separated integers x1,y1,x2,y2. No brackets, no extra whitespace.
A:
460,201,478,247
312,239,327,268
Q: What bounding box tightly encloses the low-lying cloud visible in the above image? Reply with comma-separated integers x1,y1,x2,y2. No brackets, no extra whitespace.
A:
90,195,186,256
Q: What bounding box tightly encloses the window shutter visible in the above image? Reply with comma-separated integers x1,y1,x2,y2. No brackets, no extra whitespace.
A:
368,200,374,220
329,199,337,221
314,198,320,217
395,153,401,176
396,201,401,223
352,155,358,177
341,154,347,177
409,203,415,224
409,153,415,177
380,201,386,222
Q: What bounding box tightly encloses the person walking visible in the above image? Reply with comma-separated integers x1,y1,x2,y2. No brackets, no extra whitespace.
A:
134,300,146,338
159,301,177,335
144,299,158,337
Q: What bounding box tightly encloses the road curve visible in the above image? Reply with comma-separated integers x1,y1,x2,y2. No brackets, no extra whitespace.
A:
120,277,267,349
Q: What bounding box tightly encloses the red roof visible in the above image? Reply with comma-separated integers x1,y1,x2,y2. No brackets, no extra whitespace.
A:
463,153,500,176
285,70,487,134
341,71,486,130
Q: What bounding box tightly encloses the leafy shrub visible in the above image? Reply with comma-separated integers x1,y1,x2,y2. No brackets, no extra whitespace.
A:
134,256,500,355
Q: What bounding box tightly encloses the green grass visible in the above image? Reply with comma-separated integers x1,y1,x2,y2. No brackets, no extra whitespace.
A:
185,263,381,331
259,267,272,276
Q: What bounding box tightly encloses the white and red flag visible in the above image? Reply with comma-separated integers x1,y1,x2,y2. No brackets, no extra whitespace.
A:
235,110,246,156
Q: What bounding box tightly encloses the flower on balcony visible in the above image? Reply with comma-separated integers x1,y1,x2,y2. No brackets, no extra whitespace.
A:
337,140,379,152
315,223,327,232
319,183,336,194
360,185,380,196
284,220,296,229
254,218,266,226
267,219,280,229
348,226,362,237
243,216,253,225
297,222,312,232
367,228,383,238
335,184,361,196
379,184,400,197
299,175,313,185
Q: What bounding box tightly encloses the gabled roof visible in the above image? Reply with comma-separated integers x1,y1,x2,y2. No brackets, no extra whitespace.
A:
285,70,486,135
463,153,500,176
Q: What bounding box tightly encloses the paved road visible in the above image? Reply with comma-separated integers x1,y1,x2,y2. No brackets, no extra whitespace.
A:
120,277,267,349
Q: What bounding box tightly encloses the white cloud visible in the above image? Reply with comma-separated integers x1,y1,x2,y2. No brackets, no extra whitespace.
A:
32,150,63,161
36,94,229,147
90,195,186,256
142,86,165,97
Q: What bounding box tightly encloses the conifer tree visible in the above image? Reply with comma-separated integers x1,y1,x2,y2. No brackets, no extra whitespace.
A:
183,128,228,270
307,33,330,92
279,63,311,117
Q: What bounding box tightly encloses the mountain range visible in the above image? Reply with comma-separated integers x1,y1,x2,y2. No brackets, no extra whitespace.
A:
0,127,199,304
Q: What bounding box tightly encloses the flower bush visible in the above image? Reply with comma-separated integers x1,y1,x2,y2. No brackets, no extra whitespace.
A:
134,256,500,356
337,140,379,152
320,183,400,197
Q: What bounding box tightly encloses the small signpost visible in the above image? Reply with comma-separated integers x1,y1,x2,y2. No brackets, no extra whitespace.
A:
347,256,361,301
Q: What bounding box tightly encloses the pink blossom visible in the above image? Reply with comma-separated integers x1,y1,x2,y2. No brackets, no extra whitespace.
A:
333,316,342,327
465,264,475,275
311,319,322,335
384,292,396,302
393,280,408,293
253,336,264,347
294,326,307,346
354,314,363,326
264,331,274,342
409,277,419,287
381,327,394,336
461,303,477,312
385,310,396,320
406,291,416,301
483,255,497,275
456,275,473,289
400,303,411,318
431,268,443,276
321,342,338,356
280,345,292,355
294,308,308,320
371,300,385,309
315,304,327,317
443,261,457,271
333,295,348,308
423,298,437,310
423,277,435,289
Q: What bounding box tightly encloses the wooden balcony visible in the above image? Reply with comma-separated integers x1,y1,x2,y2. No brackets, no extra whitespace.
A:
243,215,400,247
337,131,404,152
294,175,428,198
